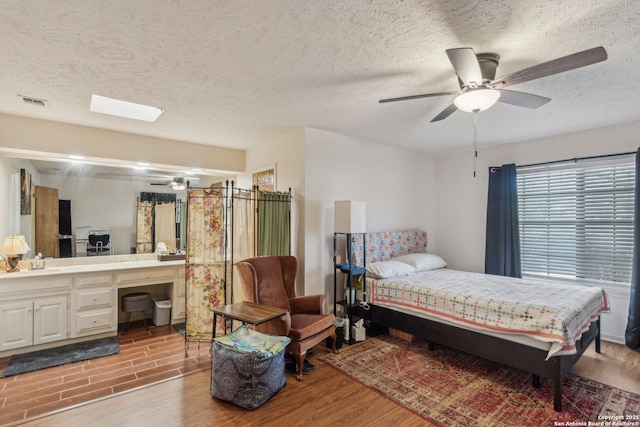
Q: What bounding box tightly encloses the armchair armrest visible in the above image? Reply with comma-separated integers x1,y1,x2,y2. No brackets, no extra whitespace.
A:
289,294,326,315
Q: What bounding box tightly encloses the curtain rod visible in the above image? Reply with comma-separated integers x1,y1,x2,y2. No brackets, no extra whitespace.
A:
516,150,636,169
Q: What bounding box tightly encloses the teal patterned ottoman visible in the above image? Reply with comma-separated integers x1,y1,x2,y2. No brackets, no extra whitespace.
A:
210,326,291,410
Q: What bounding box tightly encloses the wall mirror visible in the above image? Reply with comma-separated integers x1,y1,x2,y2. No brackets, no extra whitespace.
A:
3,153,232,259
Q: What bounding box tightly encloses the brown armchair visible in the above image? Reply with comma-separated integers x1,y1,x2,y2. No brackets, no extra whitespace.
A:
235,255,337,380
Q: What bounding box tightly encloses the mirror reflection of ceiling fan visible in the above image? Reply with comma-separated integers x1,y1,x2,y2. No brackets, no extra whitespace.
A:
379,46,608,121
150,176,193,190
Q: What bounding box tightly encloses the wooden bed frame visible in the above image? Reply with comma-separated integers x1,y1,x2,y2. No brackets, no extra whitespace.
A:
367,303,601,412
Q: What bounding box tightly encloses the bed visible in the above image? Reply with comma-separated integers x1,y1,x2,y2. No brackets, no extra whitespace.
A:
349,231,610,412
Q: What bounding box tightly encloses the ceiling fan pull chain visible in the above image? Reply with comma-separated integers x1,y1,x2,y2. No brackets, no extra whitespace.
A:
473,110,479,178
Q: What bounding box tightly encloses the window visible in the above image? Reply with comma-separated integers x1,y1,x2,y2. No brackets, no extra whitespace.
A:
517,157,635,285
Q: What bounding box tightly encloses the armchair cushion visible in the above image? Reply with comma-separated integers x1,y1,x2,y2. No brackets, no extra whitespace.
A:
289,313,335,342
289,294,325,315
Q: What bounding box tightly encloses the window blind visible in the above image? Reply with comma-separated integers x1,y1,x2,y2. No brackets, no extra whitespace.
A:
516,159,635,285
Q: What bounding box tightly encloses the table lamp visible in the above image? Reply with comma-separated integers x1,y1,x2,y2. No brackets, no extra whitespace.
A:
1,235,30,272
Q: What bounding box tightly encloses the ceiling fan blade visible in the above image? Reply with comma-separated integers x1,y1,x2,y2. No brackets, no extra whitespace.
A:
493,46,607,88
379,90,458,103
497,89,551,109
431,104,458,122
446,48,483,86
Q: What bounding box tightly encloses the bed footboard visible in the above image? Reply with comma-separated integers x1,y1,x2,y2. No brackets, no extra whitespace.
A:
368,304,601,411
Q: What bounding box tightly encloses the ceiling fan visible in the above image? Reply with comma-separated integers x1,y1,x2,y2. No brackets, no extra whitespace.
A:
379,46,608,121
150,177,188,190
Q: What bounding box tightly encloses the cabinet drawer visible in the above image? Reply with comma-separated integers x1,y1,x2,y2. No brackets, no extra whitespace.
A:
77,288,114,309
76,309,114,333
75,274,113,288
116,269,175,286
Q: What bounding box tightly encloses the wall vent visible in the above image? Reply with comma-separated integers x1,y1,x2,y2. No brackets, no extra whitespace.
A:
19,95,48,108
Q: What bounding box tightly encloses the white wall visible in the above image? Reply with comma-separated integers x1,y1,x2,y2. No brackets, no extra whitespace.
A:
434,119,640,343
0,157,14,241
0,157,41,252
304,128,436,309
435,120,640,273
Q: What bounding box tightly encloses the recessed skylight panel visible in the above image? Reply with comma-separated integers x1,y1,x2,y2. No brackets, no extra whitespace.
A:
90,95,164,122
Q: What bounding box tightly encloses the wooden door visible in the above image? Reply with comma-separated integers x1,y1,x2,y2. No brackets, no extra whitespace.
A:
35,186,60,258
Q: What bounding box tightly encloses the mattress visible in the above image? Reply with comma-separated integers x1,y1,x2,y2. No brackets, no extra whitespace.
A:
367,268,609,358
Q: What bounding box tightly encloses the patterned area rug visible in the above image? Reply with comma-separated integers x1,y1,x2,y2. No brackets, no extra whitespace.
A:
319,335,640,427
1,337,120,377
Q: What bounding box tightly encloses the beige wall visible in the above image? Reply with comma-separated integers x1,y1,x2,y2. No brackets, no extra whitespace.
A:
0,113,245,173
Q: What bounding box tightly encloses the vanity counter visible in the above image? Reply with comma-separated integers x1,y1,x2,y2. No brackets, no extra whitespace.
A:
0,258,184,280
0,254,186,357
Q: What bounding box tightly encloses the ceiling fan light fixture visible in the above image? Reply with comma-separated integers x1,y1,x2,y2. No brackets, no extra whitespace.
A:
454,88,500,112
170,177,186,190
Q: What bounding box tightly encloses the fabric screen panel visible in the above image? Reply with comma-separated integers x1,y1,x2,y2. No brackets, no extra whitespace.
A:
256,191,291,256
186,187,226,340
154,202,176,250
232,194,255,303
135,200,153,254
517,158,635,285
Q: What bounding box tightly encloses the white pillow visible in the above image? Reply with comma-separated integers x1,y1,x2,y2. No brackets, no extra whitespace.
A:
392,253,447,271
366,260,416,279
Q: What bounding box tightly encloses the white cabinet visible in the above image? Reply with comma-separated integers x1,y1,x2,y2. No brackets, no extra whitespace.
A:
0,300,32,351
0,296,69,351
0,259,185,357
73,273,116,337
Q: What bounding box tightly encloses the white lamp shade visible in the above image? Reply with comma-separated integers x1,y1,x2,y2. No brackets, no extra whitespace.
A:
0,235,30,255
454,88,500,112
334,201,366,233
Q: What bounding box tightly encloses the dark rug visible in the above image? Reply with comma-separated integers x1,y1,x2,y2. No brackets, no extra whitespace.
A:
319,334,640,427
1,337,120,377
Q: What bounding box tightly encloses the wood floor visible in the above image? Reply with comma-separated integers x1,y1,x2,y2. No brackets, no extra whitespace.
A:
2,326,640,427
0,323,211,426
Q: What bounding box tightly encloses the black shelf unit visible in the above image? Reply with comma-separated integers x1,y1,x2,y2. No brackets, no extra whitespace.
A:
333,232,366,345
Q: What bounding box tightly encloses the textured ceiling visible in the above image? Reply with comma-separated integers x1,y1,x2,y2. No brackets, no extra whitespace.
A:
1,0,639,156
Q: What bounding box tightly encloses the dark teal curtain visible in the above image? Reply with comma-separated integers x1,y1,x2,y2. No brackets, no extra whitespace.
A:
485,163,522,277
257,191,291,256
625,148,640,349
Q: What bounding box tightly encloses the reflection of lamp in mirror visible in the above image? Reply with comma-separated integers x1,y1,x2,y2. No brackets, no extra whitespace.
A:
1,235,30,272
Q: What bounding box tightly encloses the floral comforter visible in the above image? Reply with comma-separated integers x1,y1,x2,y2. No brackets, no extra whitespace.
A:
370,268,610,358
